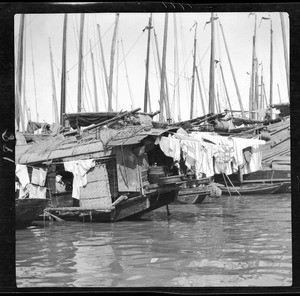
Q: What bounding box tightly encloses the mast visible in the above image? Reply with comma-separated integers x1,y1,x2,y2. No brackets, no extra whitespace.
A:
49,38,59,124
280,12,290,101
154,28,170,119
190,22,197,120
260,16,274,118
77,13,85,113
108,13,119,112
260,65,264,116
249,13,258,120
143,13,152,113
89,40,99,112
277,83,282,103
217,61,233,116
16,14,25,131
60,14,67,126
270,18,273,118
208,13,215,114
97,24,110,104
219,20,244,116
173,14,181,121
195,66,206,116
159,13,170,122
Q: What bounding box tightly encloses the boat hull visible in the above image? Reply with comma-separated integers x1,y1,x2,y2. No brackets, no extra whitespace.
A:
16,198,50,229
219,183,285,196
46,184,179,222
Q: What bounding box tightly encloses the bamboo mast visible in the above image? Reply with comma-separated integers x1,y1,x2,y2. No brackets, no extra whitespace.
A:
97,24,110,104
208,13,216,114
108,13,119,112
49,38,59,124
89,40,99,112
159,13,170,122
154,28,170,119
280,12,290,101
277,83,282,103
77,13,85,113
260,65,264,115
270,18,273,117
249,13,257,120
143,13,152,113
190,22,197,119
173,13,181,121
219,20,245,116
195,66,206,116
29,18,39,123
60,14,67,126
217,61,233,116
16,14,25,131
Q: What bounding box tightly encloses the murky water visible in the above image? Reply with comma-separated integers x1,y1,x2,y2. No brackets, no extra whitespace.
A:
16,193,292,287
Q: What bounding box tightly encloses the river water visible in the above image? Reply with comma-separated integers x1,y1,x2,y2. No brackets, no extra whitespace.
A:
16,193,292,288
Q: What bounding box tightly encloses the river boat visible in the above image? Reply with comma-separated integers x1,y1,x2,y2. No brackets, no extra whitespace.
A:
15,110,184,223
217,182,285,196
16,198,50,229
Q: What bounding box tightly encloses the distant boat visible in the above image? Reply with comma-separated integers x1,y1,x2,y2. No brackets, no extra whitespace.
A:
16,198,50,229
217,182,285,196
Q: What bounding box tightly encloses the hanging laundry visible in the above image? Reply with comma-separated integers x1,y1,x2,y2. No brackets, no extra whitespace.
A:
16,164,30,187
26,184,47,199
157,135,181,162
64,159,96,199
31,167,47,186
39,168,47,186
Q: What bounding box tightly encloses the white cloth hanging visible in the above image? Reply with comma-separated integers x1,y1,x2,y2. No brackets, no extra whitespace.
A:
64,159,96,199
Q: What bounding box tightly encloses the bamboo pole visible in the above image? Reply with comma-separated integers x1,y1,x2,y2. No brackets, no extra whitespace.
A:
90,40,99,112
159,13,170,122
49,38,59,124
16,14,25,131
143,14,152,113
249,14,257,120
97,24,110,104
280,12,290,101
60,14,67,126
77,14,85,113
208,13,215,114
218,61,233,116
108,13,119,111
190,22,197,120
195,66,206,116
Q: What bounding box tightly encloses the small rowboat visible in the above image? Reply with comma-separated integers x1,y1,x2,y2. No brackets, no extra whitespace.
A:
218,182,285,196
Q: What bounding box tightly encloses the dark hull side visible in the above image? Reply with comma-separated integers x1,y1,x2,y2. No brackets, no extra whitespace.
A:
220,183,284,196
46,185,179,223
16,198,50,229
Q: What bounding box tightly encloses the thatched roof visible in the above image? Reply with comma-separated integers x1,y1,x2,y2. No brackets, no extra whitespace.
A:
15,125,178,165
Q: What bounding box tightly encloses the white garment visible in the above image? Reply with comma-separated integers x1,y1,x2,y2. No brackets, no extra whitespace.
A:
158,135,181,161
16,164,30,187
31,167,47,186
231,137,265,174
64,159,96,199
26,184,47,199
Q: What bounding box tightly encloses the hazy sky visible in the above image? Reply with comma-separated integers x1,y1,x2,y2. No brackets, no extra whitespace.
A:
14,12,289,126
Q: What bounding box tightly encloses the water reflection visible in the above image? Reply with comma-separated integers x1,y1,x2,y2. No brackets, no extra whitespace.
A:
16,193,292,287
